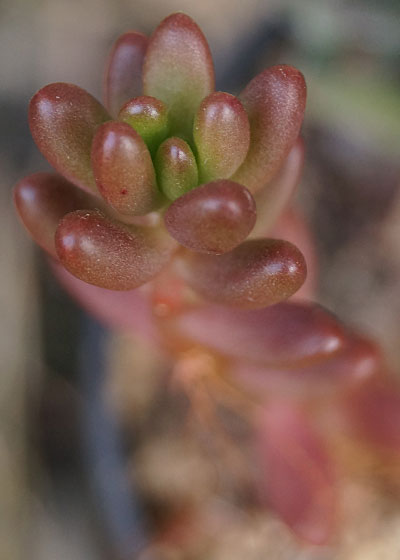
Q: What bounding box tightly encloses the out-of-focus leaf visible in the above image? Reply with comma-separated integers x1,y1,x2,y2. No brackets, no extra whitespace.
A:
256,403,336,544
161,301,347,367
103,31,148,117
348,378,400,452
230,334,381,397
13,172,101,257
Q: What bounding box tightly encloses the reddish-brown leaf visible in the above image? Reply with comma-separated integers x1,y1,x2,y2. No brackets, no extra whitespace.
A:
103,32,148,116
181,238,306,308
164,180,256,254
13,172,101,257
29,83,110,191
55,210,175,290
233,66,306,193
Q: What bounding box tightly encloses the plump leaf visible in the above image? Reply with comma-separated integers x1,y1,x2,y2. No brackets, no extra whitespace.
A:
119,95,169,155
233,65,306,193
103,32,148,117
29,83,110,191
143,13,215,138
91,121,160,216
13,172,101,257
256,403,336,544
181,238,306,308
193,92,250,182
161,302,347,367
155,137,198,201
164,180,256,254
230,334,381,397
55,210,175,290
268,206,317,301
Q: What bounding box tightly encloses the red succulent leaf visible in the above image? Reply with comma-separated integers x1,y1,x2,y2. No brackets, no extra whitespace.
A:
181,238,306,308
164,180,256,254
143,13,215,138
29,83,110,191
233,65,306,193
193,92,250,182
13,172,102,257
103,31,148,117
230,333,381,398
256,403,336,544
55,210,175,290
91,121,160,216
162,302,347,367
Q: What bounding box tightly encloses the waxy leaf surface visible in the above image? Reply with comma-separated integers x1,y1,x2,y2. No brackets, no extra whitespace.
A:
182,238,306,308
91,121,159,216
155,137,198,201
193,92,250,182
29,83,110,191
104,32,148,117
143,13,215,138
164,180,256,253
233,65,306,192
55,210,174,290
119,95,169,155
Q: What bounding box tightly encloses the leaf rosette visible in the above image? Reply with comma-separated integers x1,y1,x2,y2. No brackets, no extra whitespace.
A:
15,12,308,309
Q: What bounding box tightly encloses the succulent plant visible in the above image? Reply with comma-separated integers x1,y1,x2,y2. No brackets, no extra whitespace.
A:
15,12,309,309
13,11,400,549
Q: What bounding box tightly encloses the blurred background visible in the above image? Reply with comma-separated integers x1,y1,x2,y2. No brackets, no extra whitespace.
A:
1,0,400,558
